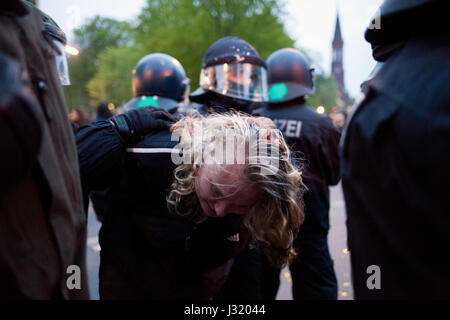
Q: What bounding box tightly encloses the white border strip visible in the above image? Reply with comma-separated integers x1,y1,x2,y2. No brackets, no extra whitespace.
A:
126,148,181,154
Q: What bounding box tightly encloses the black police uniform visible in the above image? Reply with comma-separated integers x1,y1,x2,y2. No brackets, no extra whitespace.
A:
89,53,187,221
260,100,341,299
341,0,450,299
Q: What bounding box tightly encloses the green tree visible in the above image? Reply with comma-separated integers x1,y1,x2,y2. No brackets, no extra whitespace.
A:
306,74,339,113
86,0,296,107
87,46,146,106
64,16,133,111
75,0,343,111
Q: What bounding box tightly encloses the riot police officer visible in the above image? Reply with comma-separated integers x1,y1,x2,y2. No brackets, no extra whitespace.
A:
0,1,88,299
341,0,450,299
81,53,194,298
123,53,190,113
259,48,341,300
89,53,190,220
189,36,269,114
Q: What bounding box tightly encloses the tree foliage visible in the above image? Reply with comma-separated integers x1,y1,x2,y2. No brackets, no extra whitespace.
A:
64,16,133,111
87,46,145,106
65,0,341,112
306,74,339,113
90,0,295,107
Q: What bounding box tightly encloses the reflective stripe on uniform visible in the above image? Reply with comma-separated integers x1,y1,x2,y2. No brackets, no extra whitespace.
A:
126,148,181,153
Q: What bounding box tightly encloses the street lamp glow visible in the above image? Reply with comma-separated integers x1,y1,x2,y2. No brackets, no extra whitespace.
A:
65,44,79,56
316,106,325,114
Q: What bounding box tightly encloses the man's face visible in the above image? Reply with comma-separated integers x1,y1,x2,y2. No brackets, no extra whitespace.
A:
195,164,262,218
226,67,253,87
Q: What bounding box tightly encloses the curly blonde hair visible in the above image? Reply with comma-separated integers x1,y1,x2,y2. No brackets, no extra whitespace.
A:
167,111,305,268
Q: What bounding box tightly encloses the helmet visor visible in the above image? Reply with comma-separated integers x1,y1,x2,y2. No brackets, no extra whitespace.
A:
200,63,268,102
52,39,70,86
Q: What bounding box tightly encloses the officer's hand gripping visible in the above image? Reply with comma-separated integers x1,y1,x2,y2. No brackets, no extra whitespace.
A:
110,106,176,145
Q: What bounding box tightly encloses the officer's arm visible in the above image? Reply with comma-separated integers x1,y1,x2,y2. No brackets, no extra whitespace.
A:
76,121,125,195
319,116,341,186
76,107,176,202
0,55,43,195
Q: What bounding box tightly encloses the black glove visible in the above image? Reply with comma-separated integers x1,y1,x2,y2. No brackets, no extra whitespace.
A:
110,106,176,145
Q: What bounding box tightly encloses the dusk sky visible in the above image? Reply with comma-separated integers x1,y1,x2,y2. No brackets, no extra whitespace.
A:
40,0,384,98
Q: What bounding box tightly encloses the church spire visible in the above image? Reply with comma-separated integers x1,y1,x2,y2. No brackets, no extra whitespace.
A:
331,10,347,107
333,13,343,45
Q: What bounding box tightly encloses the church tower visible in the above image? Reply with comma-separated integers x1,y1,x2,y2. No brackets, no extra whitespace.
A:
331,12,347,107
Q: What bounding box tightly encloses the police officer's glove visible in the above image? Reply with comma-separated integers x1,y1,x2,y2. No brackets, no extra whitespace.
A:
110,106,176,145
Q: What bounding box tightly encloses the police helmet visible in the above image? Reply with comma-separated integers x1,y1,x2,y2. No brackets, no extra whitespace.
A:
189,36,269,107
43,23,70,86
125,53,190,112
266,48,315,104
21,0,71,86
365,0,445,50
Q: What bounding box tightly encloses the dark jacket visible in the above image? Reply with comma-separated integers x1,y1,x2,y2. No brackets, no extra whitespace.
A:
0,2,88,299
341,10,450,298
77,122,246,299
260,101,341,238
258,101,341,300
